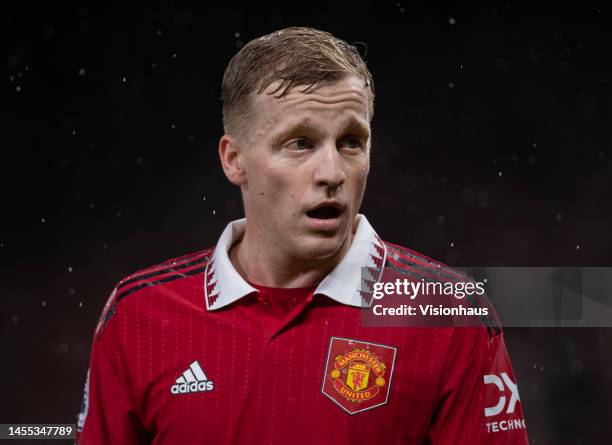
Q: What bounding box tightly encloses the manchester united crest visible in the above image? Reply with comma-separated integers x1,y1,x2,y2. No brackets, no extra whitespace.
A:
321,337,397,414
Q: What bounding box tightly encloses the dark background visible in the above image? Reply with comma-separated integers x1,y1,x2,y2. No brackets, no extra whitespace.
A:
2,2,611,443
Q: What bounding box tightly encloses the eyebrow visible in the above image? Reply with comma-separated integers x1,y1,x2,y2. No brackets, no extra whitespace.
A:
271,117,371,144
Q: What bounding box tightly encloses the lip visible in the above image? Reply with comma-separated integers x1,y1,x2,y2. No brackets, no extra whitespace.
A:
308,201,346,213
305,201,346,232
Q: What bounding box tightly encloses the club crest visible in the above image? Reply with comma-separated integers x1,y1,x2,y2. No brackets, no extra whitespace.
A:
321,337,397,414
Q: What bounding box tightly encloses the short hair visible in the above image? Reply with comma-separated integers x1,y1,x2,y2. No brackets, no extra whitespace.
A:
221,26,375,141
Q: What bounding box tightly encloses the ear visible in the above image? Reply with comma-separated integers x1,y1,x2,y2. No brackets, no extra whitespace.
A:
219,134,247,186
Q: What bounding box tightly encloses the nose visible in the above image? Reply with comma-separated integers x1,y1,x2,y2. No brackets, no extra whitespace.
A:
313,142,346,189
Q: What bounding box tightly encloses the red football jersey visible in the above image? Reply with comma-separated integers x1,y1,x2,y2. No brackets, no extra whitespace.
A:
76,215,528,444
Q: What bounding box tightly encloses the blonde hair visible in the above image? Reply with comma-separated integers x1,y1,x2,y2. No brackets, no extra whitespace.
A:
221,27,375,140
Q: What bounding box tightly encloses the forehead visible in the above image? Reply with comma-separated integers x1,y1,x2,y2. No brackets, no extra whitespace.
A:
249,75,371,138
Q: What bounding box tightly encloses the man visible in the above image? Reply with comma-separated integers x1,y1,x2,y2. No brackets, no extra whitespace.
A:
76,27,529,444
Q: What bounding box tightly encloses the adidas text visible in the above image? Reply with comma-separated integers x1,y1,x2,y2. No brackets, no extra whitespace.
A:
171,380,214,394
171,360,214,395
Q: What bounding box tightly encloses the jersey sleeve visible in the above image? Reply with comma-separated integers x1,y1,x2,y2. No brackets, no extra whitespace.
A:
75,287,149,445
427,328,529,444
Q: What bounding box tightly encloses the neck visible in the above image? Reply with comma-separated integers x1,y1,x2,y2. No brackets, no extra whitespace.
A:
229,220,356,288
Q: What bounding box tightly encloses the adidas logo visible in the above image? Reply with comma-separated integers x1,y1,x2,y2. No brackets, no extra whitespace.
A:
171,361,214,395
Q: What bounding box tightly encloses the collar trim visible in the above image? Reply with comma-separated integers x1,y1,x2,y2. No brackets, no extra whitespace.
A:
204,214,386,310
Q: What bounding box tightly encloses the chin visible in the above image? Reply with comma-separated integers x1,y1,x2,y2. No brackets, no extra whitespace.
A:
297,233,347,260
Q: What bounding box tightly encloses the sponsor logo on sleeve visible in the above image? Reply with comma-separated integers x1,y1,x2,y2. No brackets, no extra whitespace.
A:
483,373,527,433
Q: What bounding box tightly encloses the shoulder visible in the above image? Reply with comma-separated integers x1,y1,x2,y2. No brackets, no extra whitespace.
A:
383,241,468,281
94,247,214,337
381,240,502,339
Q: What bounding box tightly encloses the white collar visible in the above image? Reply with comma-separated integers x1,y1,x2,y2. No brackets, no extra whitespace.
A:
204,214,387,311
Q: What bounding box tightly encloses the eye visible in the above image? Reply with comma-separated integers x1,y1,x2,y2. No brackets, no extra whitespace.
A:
286,138,314,151
340,136,364,150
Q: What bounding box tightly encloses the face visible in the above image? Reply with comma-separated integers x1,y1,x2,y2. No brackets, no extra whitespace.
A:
226,75,372,261
221,76,370,260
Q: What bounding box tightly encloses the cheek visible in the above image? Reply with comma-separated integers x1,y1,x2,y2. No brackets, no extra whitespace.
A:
348,160,369,188
249,161,300,205
345,164,369,208
247,156,280,190
265,167,296,194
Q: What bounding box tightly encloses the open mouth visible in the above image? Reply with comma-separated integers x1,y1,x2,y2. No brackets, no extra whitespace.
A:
306,205,343,219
